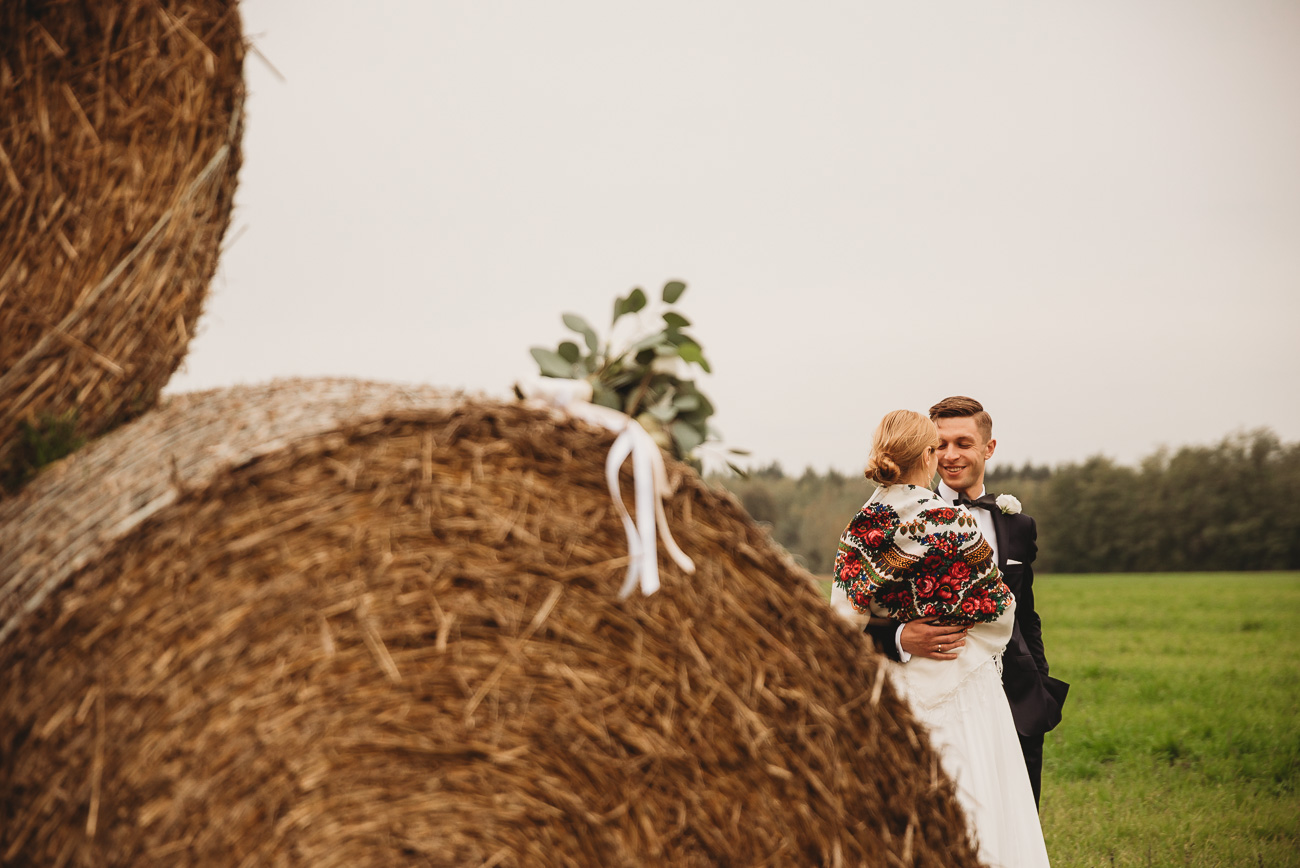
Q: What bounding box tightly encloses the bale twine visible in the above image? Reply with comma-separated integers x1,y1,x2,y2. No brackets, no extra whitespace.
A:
0,379,982,866
0,0,244,491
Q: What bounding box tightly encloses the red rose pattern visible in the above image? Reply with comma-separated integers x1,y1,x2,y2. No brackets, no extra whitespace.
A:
834,497,1011,625
835,550,863,581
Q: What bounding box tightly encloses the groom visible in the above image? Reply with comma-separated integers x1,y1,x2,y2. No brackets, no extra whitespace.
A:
864,396,1067,806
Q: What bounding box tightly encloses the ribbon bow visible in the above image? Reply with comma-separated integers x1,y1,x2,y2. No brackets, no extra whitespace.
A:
956,493,1000,512
517,378,696,598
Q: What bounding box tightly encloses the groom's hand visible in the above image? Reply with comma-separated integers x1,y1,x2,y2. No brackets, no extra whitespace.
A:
900,617,968,660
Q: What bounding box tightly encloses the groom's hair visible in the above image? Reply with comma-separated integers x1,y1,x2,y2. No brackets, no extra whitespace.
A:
929,396,993,443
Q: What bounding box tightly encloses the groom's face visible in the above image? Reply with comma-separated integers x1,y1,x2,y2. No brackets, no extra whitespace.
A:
934,416,996,495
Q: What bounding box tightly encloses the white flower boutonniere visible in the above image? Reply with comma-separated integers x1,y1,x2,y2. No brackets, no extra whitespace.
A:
996,494,1022,515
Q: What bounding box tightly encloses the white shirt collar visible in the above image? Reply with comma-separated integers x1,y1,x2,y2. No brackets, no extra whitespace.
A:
937,480,986,503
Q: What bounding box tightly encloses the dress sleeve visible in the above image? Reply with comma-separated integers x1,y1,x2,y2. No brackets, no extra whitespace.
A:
833,506,888,614
832,544,873,614
828,581,872,628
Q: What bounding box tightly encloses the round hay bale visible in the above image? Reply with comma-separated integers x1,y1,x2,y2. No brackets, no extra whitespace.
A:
0,0,244,492
0,379,982,866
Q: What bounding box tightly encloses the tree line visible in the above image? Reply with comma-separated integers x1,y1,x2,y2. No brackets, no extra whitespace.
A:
711,429,1300,574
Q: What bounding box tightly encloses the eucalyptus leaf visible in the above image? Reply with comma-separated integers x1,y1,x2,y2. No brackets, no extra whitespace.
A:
630,331,668,353
662,280,687,303
592,384,622,410
561,312,591,335
677,341,712,374
672,393,701,411
562,313,600,353
671,419,705,456
677,392,715,422
530,279,737,461
530,347,575,379
647,390,677,424
607,370,641,389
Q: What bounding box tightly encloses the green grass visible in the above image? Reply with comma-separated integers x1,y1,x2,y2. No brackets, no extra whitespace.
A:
816,572,1300,865
1038,572,1299,867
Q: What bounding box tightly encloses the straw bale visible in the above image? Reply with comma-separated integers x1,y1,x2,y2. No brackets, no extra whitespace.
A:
0,0,245,492
0,379,982,866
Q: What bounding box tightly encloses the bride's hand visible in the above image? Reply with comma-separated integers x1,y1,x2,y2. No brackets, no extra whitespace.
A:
900,617,968,660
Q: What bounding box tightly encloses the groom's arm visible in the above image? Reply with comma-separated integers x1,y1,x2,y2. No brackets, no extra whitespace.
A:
867,618,967,661
1018,566,1049,675
830,579,965,661
864,619,904,662
1014,517,1050,674
832,585,907,661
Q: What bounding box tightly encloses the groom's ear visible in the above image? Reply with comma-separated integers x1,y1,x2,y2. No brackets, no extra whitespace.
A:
984,438,997,460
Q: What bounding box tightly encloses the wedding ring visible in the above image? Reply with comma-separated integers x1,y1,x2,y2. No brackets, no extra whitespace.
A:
937,645,943,653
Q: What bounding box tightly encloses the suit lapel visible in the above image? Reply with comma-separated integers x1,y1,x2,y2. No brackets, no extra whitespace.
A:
988,502,1010,571
986,496,1031,655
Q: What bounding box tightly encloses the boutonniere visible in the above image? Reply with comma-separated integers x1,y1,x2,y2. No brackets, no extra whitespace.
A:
995,493,1022,515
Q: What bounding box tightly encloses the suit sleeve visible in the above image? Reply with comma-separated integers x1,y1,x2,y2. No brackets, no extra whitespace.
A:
864,619,903,662
829,579,903,661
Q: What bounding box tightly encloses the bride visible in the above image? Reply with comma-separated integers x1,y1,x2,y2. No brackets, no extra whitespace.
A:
831,409,1050,867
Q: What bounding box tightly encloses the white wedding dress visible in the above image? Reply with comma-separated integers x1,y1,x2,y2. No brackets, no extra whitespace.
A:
833,590,1050,866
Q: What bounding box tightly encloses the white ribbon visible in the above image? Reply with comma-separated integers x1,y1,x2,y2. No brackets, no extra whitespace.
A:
517,378,696,597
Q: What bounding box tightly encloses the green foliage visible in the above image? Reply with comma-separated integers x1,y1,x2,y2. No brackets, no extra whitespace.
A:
2,411,86,492
715,463,875,574
530,280,740,467
718,429,1300,574
993,430,1300,572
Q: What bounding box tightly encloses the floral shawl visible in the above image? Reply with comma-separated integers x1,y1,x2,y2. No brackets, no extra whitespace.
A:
833,484,1011,625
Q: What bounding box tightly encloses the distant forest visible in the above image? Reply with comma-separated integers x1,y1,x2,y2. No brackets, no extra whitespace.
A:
710,429,1300,575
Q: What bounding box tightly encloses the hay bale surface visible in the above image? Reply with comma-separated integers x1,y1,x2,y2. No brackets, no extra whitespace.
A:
0,0,244,490
0,380,982,866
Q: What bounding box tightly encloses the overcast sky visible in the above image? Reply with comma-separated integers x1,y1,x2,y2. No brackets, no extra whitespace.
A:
169,0,1300,475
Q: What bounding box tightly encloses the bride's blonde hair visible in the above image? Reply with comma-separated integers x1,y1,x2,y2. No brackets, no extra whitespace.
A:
864,410,939,486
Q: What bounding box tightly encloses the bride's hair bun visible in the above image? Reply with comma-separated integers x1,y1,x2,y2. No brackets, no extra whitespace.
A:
864,454,903,485
864,410,938,486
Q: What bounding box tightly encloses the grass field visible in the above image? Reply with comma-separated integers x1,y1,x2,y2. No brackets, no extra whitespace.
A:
1037,572,1300,867
818,572,1300,866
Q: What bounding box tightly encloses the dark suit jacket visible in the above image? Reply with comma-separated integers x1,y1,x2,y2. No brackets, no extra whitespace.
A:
864,496,1068,738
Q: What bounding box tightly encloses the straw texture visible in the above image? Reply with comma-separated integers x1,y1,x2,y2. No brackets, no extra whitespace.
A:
0,0,244,491
0,380,982,866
